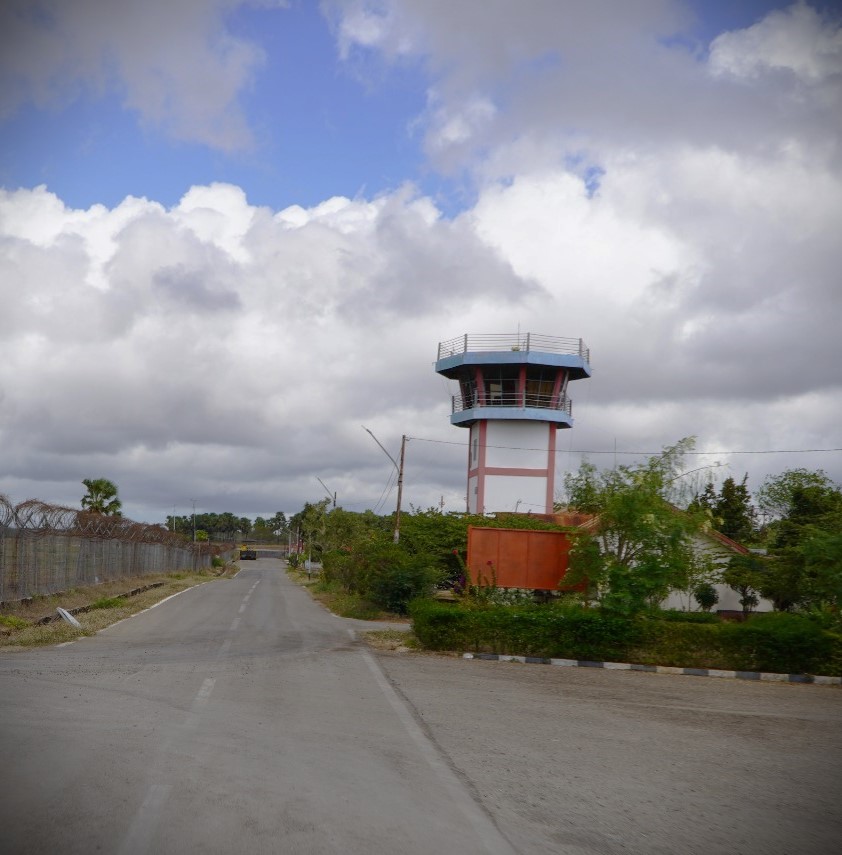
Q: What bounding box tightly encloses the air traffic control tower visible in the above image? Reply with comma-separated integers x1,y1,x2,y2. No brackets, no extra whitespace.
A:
435,333,591,515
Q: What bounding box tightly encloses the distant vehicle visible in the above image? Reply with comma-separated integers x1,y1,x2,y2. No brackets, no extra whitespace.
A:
239,544,257,560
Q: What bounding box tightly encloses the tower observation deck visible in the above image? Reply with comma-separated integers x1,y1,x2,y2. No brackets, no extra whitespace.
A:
435,332,592,514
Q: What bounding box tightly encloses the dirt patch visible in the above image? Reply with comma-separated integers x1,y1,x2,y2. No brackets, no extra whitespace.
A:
361,628,421,652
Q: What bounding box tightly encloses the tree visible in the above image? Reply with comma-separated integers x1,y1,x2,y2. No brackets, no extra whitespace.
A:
714,475,755,543
799,529,842,612
757,468,836,520
690,481,718,514
81,478,122,516
268,511,289,540
290,499,331,557
756,470,842,611
693,582,719,612
721,554,765,616
563,438,709,614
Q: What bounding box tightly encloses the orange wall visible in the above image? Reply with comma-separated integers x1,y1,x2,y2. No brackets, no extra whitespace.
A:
466,526,575,590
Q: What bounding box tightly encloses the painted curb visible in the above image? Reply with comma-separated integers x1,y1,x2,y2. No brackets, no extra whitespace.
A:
461,652,842,686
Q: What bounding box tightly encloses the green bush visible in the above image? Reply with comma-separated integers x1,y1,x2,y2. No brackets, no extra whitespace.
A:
693,582,719,612
409,600,639,660
362,543,440,614
409,599,474,650
321,549,360,593
634,620,724,669
719,612,834,674
323,542,440,614
409,600,842,675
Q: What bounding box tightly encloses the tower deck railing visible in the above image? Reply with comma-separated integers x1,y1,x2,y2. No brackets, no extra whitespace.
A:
437,333,590,363
452,391,573,417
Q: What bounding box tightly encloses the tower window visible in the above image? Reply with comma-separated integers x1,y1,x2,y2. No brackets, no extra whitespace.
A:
526,367,557,408
482,366,518,405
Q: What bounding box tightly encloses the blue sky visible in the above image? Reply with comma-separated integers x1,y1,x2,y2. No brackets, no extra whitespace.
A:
4,1,431,211
1,0,840,523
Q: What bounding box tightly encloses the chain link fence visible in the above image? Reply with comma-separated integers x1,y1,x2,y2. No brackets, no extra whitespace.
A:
1,495,222,603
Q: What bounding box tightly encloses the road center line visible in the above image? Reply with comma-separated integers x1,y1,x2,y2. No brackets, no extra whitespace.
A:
117,783,171,855
194,677,215,706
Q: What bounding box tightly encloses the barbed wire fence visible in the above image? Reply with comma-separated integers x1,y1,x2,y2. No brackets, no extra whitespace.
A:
0,495,225,603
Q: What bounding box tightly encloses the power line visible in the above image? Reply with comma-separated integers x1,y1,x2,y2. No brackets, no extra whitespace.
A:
373,467,398,515
406,435,842,456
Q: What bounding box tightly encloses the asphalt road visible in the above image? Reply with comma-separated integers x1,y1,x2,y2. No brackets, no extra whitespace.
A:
1,558,840,854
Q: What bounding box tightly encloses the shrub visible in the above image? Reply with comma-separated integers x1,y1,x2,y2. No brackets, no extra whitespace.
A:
321,549,361,593
546,606,640,661
693,582,719,612
719,612,834,674
322,540,441,614
362,543,440,614
409,599,475,650
409,600,639,660
409,601,842,675
634,620,724,669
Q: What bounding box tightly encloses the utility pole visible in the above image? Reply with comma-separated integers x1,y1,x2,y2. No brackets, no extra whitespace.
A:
363,427,407,543
191,499,196,543
394,434,406,544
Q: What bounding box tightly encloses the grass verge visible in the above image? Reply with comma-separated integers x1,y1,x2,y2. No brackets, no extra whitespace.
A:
0,563,238,649
285,568,411,624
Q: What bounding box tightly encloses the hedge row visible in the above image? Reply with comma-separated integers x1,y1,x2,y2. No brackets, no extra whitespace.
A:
408,600,842,676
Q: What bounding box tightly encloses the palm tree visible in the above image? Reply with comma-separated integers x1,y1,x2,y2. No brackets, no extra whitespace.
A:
81,478,123,516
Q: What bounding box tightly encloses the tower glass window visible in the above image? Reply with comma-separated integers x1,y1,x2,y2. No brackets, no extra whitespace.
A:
526,367,557,408
459,378,477,410
482,366,518,406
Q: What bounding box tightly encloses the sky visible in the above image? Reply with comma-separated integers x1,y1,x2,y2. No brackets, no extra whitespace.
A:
1,0,841,525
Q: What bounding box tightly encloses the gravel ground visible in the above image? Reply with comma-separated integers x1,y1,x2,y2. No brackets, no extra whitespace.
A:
375,650,842,855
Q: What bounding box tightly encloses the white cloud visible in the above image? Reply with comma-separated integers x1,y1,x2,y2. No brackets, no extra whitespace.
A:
709,2,842,82
0,0,276,150
0,182,539,518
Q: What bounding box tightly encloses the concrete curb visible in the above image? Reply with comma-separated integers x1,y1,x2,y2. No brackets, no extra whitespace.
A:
461,652,842,686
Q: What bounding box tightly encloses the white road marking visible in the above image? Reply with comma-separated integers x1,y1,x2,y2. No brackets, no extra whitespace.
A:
361,649,518,855
230,617,240,631
194,677,215,706
117,783,171,855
